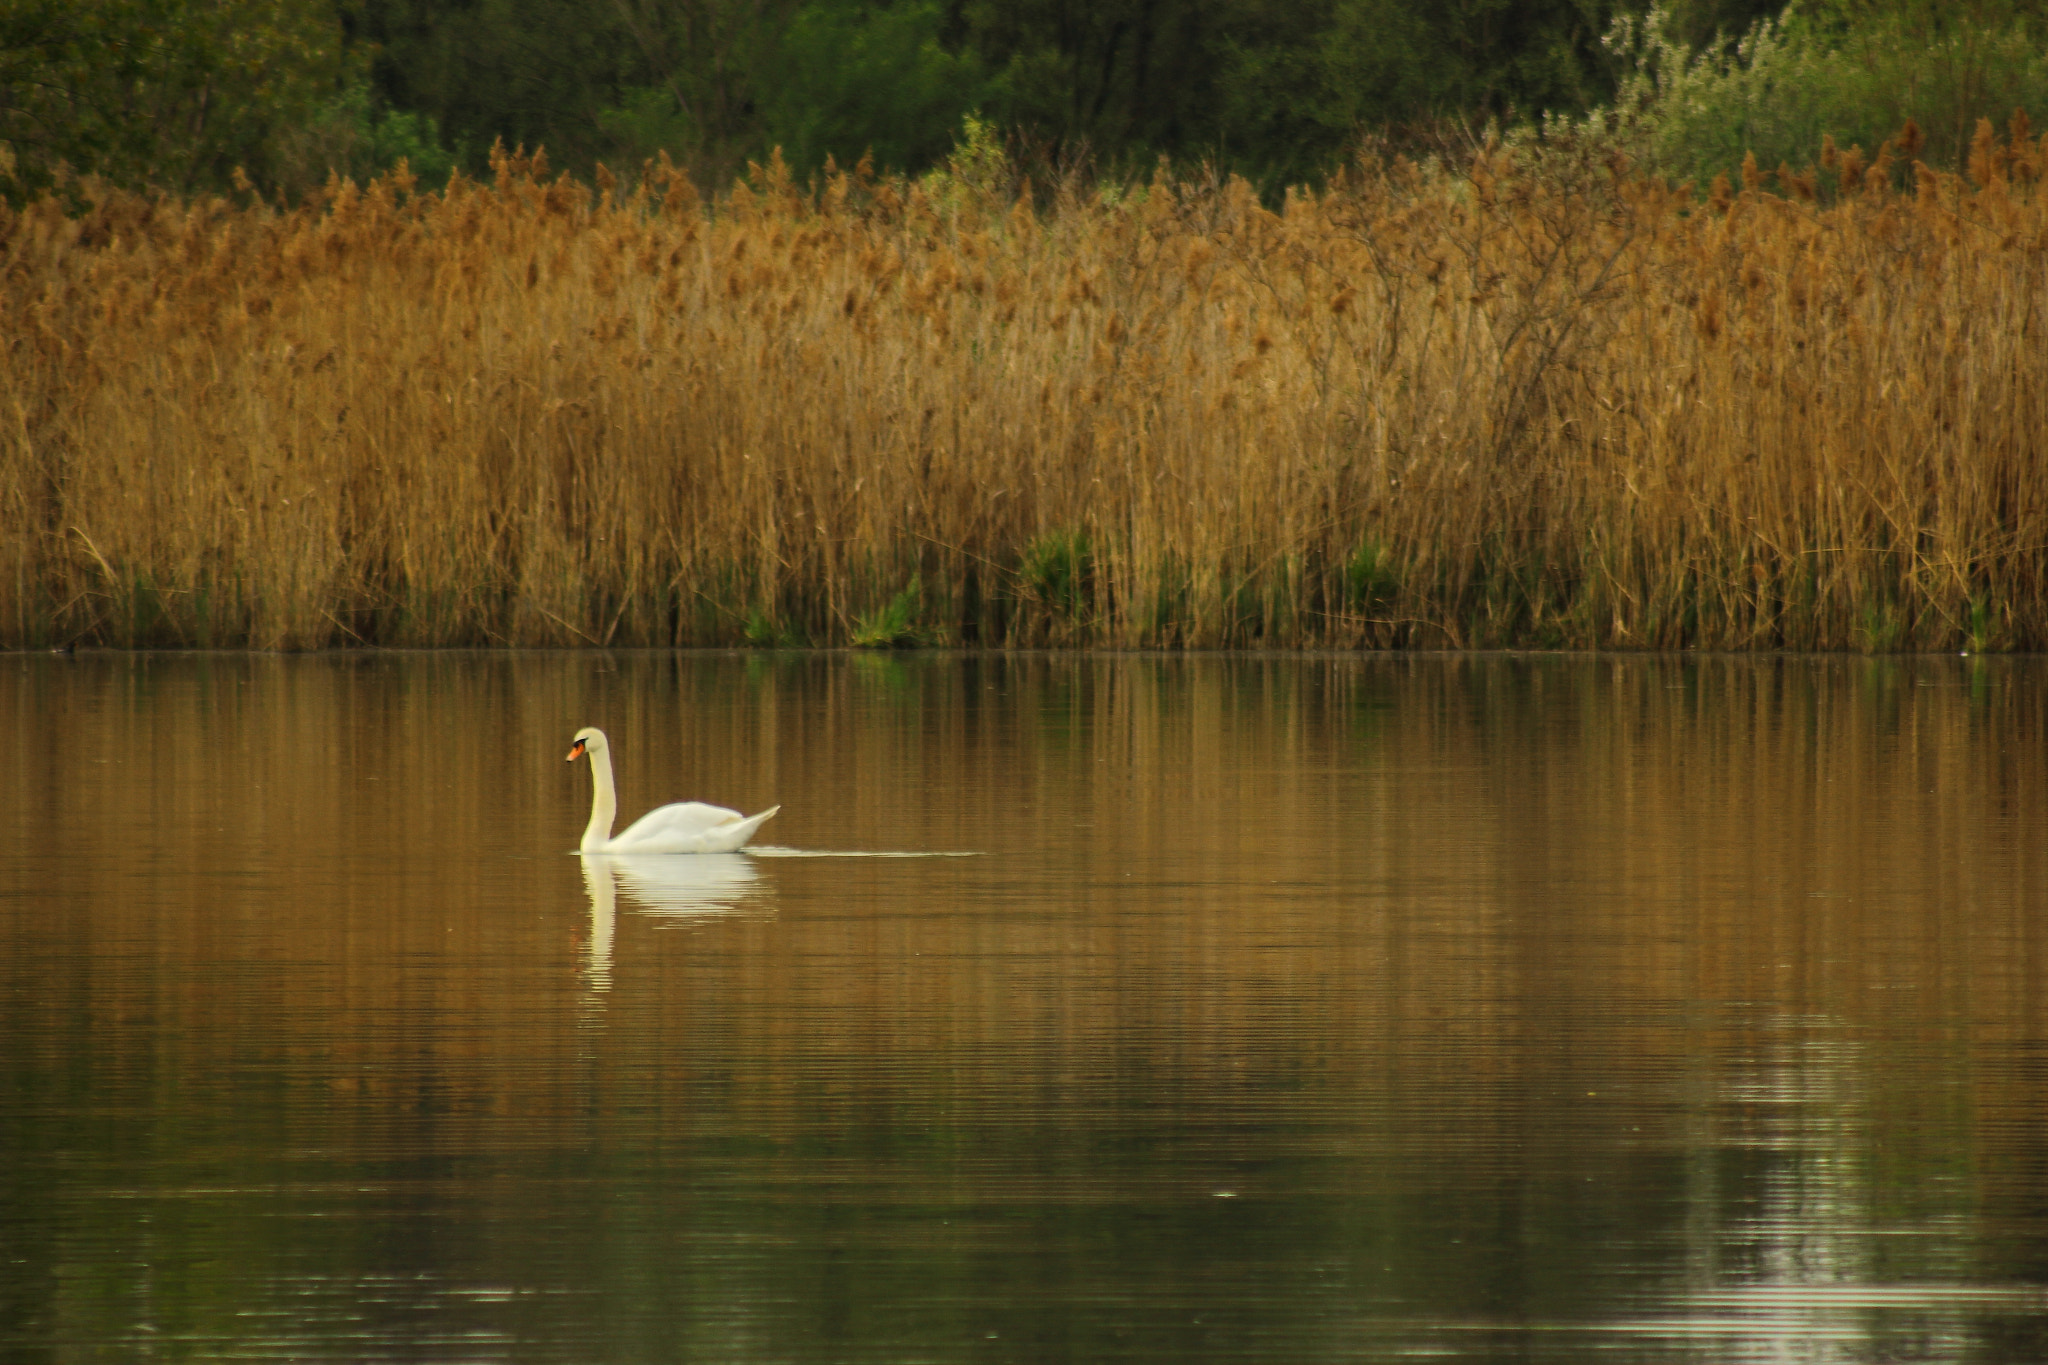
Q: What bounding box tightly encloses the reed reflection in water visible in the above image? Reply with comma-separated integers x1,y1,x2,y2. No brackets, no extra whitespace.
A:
3,650,2048,1364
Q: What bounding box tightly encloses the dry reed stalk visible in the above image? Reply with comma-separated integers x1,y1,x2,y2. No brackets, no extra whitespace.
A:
2,129,2045,649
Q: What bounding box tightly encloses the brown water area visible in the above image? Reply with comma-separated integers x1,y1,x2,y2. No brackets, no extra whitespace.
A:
4,650,2048,1363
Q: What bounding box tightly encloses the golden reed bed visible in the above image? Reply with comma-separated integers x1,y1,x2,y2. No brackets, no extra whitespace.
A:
3,123,2045,649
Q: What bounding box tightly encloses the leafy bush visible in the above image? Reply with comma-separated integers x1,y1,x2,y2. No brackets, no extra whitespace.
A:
274,81,462,198
1600,2,2048,185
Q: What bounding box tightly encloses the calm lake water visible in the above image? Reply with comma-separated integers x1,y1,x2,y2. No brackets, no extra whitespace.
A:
5,650,2048,1363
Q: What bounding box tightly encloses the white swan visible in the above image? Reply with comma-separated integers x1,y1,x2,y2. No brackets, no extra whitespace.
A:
566,727,779,853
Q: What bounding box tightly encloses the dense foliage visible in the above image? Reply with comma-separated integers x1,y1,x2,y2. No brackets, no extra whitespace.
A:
20,0,2048,199
337,0,1660,187
0,0,1812,198
15,0,2048,201
0,0,350,196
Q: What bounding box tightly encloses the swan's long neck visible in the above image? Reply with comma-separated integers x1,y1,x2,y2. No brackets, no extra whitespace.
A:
581,746,618,852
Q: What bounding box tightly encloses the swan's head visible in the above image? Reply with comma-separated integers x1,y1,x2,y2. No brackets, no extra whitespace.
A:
566,726,610,763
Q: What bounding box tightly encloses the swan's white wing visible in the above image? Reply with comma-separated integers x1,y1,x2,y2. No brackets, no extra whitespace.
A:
608,801,779,853
610,800,743,848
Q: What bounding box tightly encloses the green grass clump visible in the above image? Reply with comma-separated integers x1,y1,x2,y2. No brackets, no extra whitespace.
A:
850,578,929,649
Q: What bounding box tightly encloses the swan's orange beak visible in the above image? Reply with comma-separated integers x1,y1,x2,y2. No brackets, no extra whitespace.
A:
566,739,586,762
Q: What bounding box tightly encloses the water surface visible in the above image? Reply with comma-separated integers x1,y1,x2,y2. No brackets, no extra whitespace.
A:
5,651,2048,1362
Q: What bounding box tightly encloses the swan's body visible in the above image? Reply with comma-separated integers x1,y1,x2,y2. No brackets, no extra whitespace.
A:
567,727,778,854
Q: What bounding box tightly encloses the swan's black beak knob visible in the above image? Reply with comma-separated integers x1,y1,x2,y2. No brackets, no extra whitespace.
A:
566,739,586,762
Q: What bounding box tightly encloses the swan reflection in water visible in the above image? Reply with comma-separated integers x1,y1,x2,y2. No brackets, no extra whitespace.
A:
578,852,769,992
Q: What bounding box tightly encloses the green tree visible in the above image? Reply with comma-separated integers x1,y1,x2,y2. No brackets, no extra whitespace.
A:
1210,0,1618,184
961,0,1228,168
957,0,1629,187
601,0,796,181
0,0,354,197
755,1,990,175
601,0,990,182
349,0,986,187
344,0,642,177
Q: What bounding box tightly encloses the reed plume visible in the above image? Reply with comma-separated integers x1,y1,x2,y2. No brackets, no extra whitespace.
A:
3,127,2045,650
